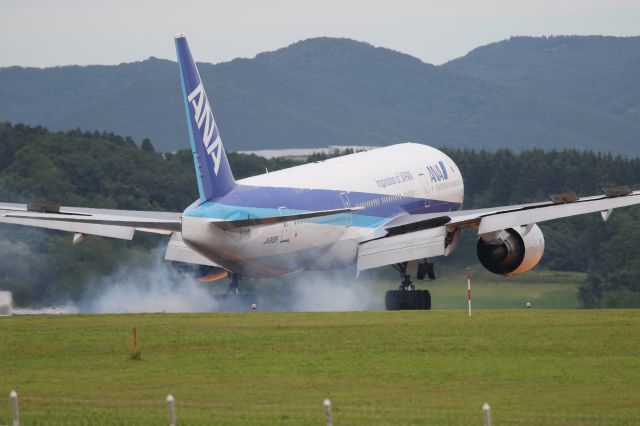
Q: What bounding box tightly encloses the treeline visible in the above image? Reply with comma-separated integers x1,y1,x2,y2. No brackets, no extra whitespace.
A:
0,122,639,307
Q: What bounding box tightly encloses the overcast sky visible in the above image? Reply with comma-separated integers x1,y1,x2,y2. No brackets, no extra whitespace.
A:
1,0,639,68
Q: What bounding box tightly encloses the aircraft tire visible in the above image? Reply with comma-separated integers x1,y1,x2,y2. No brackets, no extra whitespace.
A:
385,290,431,310
385,290,400,310
419,289,432,310
417,263,426,280
426,263,436,280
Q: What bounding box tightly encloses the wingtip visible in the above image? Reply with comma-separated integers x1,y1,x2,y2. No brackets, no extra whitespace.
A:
174,32,186,39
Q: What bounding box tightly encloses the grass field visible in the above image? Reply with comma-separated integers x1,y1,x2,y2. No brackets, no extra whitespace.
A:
247,268,585,311
425,269,584,309
1,310,639,425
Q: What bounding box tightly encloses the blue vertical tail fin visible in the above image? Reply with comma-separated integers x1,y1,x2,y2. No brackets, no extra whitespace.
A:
175,33,235,202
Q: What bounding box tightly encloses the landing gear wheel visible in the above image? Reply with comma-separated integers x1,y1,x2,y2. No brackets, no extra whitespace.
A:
417,263,426,280
417,260,435,280
384,289,431,310
418,289,432,309
426,262,436,280
385,291,400,310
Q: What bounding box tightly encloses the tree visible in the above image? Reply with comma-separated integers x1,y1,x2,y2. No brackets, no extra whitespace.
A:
141,138,155,153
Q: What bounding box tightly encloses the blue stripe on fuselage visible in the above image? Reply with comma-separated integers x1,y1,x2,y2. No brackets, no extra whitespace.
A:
439,161,448,179
184,184,461,228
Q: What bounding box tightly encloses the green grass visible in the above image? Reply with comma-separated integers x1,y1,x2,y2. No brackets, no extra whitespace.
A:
243,268,585,311
426,269,585,309
1,310,639,424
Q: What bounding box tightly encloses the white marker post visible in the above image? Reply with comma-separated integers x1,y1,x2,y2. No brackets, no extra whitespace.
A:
483,402,492,426
167,394,176,426
10,390,19,426
467,267,472,317
323,398,333,426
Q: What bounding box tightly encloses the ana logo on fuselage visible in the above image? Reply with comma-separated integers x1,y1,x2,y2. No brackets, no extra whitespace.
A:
426,161,449,183
187,83,223,175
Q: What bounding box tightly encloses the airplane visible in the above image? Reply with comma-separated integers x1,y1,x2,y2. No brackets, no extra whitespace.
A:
2,34,640,310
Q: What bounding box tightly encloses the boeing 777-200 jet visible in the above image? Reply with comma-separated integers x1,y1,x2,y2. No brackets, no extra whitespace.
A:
1,34,640,310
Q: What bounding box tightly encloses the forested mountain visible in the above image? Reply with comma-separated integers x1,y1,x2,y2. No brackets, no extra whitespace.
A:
444,36,640,125
1,122,640,307
0,36,639,154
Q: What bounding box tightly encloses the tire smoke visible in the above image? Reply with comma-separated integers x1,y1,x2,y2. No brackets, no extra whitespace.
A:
78,248,220,313
6,245,386,314
75,246,384,313
269,272,383,311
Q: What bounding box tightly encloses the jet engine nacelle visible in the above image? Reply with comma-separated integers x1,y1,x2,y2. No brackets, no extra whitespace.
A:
476,224,545,276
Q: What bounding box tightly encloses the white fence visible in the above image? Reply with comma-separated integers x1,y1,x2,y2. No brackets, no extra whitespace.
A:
4,391,492,425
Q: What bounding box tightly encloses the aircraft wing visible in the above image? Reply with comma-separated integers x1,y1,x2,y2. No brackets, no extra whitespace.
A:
357,189,640,271
0,202,181,241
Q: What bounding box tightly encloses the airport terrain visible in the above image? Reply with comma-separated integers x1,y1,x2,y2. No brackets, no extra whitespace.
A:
1,310,639,424
247,268,584,311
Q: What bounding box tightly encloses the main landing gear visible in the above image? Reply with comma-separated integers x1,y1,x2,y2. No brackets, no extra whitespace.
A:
214,273,257,311
227,273,240,294
385,260,435,310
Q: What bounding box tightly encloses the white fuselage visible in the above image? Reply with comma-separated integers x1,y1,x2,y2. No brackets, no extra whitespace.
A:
181,143,464,278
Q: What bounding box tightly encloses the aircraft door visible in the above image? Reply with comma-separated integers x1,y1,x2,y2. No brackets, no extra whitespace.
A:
279,206,291,242
340,192,352,227
419,173,432,208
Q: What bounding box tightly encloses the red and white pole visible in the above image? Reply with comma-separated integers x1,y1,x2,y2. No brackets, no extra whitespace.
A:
467,267,472,317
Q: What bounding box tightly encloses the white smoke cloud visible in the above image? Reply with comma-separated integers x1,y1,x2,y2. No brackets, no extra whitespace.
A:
1,289,79,315
80,251,389,313
13,305,79,315
6,244,387,314
0,291,13,315
284,275,382,312
78,248,220,314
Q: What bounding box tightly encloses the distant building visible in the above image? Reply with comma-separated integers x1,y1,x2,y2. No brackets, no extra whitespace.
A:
237,145,378,160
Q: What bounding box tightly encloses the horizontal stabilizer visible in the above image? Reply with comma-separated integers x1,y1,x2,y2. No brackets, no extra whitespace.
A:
211,207,364,230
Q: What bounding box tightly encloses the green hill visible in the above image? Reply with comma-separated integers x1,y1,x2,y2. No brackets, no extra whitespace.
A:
444,35,640,125
0,37,639,154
